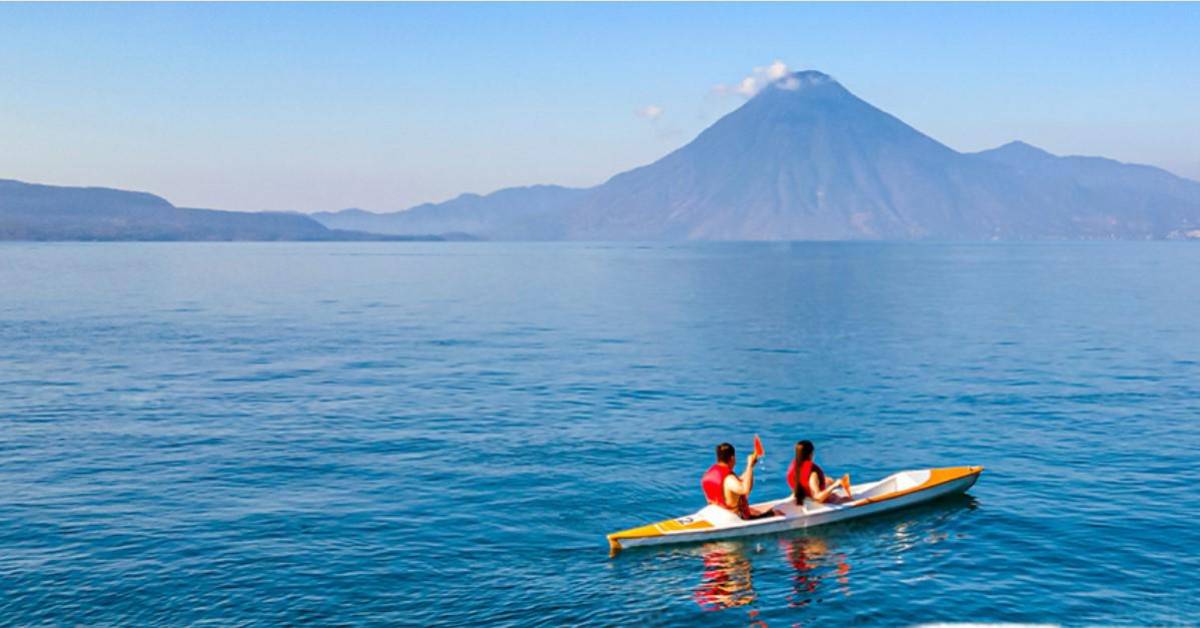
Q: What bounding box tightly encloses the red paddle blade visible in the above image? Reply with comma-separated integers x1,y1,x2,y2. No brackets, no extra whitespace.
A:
753,434,764,458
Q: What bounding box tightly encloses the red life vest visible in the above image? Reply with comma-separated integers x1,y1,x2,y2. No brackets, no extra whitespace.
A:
787,459,826,498
701,463,735,508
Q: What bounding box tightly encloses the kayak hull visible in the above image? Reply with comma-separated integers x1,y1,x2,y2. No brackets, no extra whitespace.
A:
607,466,982,554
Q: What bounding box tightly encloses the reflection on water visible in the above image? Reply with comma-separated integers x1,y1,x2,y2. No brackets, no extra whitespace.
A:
693,543,757,611
690,534,857,619
889,494,978,566
685,496,978,618
780,536,853,609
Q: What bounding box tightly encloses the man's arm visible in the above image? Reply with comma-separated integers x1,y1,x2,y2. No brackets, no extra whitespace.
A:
724,453,759,497
740,453,757,495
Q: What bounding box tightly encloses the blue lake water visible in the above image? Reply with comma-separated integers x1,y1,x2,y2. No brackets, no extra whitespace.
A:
1,242,1199,625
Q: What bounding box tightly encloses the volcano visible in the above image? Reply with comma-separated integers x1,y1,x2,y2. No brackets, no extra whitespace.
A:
316,71,1200,240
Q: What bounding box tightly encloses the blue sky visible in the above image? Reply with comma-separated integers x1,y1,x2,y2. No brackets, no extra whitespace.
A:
1,2,1197,213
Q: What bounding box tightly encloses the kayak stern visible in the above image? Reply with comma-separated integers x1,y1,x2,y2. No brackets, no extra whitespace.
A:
607,511,717,556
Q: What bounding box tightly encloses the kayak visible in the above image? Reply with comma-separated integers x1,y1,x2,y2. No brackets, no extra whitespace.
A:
607,465,983,555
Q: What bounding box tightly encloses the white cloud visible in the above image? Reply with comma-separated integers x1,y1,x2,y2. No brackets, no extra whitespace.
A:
714,59,794,99
735,76,759,98
634,104,678,141
635,104,664,120
763,59,789,80
778,76,801,91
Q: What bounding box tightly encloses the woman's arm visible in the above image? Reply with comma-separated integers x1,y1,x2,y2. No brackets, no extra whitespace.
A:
809,473,848,503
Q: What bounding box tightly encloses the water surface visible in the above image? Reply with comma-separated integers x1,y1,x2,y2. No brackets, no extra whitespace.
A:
1,242,1198,624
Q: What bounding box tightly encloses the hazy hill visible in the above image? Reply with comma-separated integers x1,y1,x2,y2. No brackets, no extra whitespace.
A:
0,179,440,241
313,185,587,239
971,141,1200,238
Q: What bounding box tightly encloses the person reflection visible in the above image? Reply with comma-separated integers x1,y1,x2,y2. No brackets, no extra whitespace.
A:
693,542,756,611
779,536,852,608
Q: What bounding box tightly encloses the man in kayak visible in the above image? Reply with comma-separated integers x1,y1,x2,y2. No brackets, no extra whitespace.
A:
701,443,775,519
788,440,853,504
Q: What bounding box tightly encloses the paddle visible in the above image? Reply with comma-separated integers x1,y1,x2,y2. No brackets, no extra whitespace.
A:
753,434,764,459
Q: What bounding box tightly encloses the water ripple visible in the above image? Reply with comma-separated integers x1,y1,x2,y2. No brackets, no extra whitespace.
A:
2,242,1199,623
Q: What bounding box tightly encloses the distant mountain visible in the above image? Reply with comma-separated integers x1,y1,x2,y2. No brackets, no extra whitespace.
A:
0,179,443,241
313,185,587,239
972,141,1200,238
314,70,1200,240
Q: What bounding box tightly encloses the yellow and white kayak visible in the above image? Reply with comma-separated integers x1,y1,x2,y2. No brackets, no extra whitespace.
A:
607,466,983,555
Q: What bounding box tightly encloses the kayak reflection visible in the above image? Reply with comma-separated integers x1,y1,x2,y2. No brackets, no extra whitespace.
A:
693,542,756,611
780,536,852,608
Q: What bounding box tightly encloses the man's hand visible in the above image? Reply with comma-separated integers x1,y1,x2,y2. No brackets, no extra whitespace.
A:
747,453,759,467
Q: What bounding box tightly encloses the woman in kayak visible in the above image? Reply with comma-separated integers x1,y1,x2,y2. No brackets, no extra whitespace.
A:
788,440,853,504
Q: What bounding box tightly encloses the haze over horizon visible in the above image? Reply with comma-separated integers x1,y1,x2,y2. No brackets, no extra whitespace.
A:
2,2,1198,214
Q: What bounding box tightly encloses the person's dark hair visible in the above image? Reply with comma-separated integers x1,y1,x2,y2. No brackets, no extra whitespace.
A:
792,440,815,504
716,442,735,464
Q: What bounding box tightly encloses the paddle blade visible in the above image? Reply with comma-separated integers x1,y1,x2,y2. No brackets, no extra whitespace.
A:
753,434,764,458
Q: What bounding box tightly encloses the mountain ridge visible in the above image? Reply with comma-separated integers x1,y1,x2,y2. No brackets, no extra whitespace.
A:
5,70,1199,241
0,178,448,241
313,184,586,239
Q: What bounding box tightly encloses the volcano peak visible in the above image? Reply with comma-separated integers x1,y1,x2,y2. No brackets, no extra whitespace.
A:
765,69,836,92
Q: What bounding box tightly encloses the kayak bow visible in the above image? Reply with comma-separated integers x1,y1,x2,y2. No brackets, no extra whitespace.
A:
607,466,982,556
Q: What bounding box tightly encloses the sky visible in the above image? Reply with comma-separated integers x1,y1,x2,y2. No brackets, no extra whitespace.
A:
1,2,1198,213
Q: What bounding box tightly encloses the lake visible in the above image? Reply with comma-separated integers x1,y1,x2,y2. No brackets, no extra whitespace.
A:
1,242,1198,625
